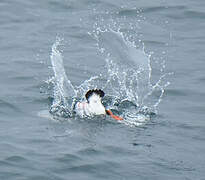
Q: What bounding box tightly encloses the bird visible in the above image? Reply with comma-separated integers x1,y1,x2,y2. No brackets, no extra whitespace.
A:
74,89,123,121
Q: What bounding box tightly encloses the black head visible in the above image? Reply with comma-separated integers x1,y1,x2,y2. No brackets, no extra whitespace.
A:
85,89,105,102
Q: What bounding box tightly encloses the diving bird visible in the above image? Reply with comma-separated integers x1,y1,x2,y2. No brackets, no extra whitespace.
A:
75,89,123,120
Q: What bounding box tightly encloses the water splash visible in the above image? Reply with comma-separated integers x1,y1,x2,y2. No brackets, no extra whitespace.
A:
48,30,170,126
91,29,171,113
49,37,76,118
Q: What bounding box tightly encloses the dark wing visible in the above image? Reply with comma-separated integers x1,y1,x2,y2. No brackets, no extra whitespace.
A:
85,89,105,101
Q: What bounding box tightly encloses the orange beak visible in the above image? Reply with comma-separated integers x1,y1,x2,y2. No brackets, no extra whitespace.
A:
106,109,123,121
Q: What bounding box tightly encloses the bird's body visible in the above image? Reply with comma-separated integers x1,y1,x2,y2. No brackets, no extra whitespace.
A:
74,89,123,120
75,94,106,117
75,89,106,117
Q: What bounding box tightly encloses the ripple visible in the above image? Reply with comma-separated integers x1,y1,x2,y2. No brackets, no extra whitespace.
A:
64,161,120,179
118,8,142,16
166,8,205,20
143,40,166,46
77,147,104,156
176,123,205,131
48,1,74,11
55,153,82,164
0,171,23,180
103,145,136,156
0,99,22,116
142,5,186,14
152,159,195,172
6,155,27,162
180,105,205,114
184,10,205,19
165,89,189,97
133,143,152,148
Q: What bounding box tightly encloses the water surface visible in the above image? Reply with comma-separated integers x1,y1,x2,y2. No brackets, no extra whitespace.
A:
0,0,205,179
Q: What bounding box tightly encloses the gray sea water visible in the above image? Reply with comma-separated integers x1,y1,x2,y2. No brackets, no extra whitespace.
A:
1,0,205,179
